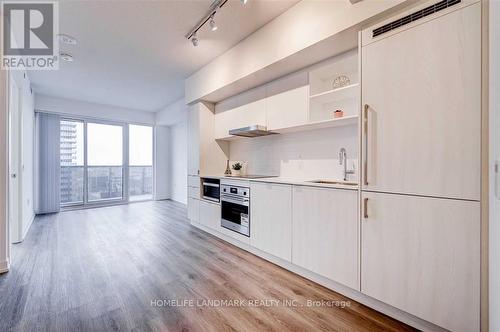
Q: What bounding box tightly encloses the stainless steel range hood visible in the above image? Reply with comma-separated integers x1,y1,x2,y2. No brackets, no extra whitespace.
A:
228,125,278,138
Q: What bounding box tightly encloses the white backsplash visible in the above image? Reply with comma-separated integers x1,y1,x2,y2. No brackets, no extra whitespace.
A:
229,126,358,181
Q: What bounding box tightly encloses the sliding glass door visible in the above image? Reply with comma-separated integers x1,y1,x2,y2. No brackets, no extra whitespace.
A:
60,118,153,207
87,122,124,203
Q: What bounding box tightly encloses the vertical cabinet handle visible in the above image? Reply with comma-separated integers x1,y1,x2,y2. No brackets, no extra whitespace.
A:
363,104,369,186
363,198,369,219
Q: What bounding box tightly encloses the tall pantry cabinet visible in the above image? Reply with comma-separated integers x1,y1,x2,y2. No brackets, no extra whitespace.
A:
360,2,481,332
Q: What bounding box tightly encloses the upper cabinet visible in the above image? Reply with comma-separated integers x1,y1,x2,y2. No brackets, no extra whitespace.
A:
214,100,267,140
213,49,360,140
361,2,481,201
214,86,267,140
266,72,309,131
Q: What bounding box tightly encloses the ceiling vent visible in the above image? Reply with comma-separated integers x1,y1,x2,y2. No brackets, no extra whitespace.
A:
372,0,461,38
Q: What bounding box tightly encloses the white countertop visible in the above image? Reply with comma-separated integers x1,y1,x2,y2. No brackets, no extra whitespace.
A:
200,174,359,190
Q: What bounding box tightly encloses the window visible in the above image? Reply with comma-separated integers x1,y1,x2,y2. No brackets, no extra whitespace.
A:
59,119,152,207
60,120,84,205
129,125,153,201
87,123,124,202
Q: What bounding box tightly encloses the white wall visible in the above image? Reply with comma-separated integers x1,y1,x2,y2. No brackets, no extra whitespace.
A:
169,121,187,204
154,126,170,200
156,98,186,126
35,94,155,125
229,126,358,181
156,98,188,205
490,0,500,330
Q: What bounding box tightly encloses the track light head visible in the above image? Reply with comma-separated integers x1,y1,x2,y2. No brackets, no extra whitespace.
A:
209,15,218,31
240,0,248,4
191,33,199,47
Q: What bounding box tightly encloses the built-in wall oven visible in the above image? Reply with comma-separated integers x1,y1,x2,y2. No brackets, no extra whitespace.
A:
202,178,220,203
220,184,250,237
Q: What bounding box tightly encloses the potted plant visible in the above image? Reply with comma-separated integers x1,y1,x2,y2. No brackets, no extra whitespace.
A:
231,162,243,176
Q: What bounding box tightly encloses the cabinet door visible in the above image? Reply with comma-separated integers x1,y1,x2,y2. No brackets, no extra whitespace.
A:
187,107,200,176
361,4,481,200
266,72,309,130
214,99,267,140
250,183,292,261
199,200,221,231
292,186,358,289
361,191,480,332
187,198,200,223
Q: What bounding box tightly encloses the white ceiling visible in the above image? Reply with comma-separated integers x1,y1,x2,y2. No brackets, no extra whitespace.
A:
29,0,299,112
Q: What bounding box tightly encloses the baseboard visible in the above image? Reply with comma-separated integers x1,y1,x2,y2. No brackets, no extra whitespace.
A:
154,195,170,201
170,198,187,205
0,259,10,274
190,221,446,332
21,213,35,241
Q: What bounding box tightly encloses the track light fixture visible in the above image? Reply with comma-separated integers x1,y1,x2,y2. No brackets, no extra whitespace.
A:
186,0,248,46
191,33,199,47
209,14,218,31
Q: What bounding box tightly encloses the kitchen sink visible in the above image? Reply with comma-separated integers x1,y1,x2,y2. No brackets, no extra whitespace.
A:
307,180,358,186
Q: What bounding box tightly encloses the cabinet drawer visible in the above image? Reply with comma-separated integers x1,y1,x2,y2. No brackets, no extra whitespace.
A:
188,176,200,188
188,186,200,199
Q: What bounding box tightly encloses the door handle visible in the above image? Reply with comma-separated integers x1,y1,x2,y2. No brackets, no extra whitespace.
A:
363,104,369,186
363,198,369,219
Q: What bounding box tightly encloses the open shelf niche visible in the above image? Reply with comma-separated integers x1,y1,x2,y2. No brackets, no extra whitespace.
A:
308,49,359,124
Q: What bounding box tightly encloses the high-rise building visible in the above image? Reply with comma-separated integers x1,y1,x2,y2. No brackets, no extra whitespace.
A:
60,121,83,204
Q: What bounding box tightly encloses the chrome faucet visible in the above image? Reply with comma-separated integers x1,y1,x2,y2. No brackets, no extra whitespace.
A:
339,148,355,181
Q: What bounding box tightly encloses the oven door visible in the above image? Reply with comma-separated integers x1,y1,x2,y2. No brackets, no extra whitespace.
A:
203,183,220,202
221,195,249,237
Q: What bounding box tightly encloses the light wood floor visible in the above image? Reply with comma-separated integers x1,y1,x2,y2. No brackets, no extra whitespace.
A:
0,200,415,331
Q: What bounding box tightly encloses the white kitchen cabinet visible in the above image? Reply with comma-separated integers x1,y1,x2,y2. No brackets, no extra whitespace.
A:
292,186,358,290
199,200,221,231
187,197,200,223
187,175,200,188
214,99,267,140
361,3,481,201
266,71,309,130
188,103,229,175
361,191,480,332
250,182,292,261
187,106,200,176
188,186,200,199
